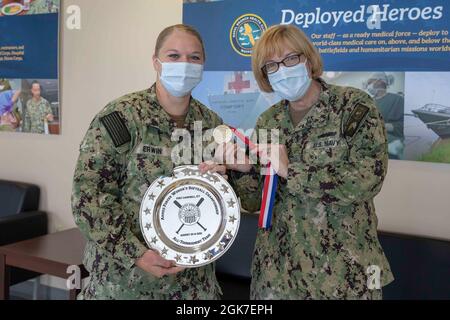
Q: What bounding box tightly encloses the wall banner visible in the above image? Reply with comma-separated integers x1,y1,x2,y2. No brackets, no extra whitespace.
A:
184,0,450,163
0,0,60,135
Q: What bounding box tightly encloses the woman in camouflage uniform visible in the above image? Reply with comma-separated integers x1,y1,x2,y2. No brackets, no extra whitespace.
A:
72,24,223,300
224,25,394,300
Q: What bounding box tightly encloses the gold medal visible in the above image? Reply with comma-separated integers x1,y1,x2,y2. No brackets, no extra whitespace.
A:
213,125,233,144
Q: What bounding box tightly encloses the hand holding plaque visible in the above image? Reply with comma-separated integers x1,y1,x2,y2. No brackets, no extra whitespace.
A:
140,165,240,268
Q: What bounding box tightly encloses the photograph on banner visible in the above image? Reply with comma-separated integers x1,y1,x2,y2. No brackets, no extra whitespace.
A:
322,72,406,160
0,0,59,16
323,72,450,164
0,0,60,134
192,71,279,133
404,72,450,163
0,78,60,134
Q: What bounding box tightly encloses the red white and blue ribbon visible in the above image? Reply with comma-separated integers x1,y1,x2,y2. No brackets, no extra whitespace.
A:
258,166,278,230
229,127,278,230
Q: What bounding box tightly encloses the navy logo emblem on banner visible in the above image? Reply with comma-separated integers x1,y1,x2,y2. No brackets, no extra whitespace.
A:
230,14,267,57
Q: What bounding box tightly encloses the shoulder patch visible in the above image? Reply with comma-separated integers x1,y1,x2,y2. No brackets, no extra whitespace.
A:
100,111,131,148
343,103,370,138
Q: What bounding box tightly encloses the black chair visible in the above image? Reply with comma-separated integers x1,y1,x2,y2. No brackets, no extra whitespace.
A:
379,232,450,300
216,212,450,300
0,180,48,285
216,212,258,300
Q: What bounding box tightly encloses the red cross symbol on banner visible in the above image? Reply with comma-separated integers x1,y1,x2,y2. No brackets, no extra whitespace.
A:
228,72,250,93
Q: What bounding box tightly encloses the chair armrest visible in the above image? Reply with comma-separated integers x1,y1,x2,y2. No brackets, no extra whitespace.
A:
0,211,48,246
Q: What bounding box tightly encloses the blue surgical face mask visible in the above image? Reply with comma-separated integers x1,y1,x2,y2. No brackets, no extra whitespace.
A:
268,62,312,102
366,83,379,98
366,81,386,99
157,59,203,97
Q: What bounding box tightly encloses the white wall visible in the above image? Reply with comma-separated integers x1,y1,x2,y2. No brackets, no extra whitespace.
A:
376,160,450,241
0,0,449,247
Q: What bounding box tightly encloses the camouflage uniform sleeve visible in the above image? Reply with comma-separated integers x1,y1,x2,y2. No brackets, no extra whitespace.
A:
211,109,224,128
71,115,147,269
229,118,263,213
23,100,31,132
230,167,262,213
286,93,388,206
45,100,53,116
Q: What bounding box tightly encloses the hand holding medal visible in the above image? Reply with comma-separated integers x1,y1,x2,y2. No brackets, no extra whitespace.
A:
213,125,279,230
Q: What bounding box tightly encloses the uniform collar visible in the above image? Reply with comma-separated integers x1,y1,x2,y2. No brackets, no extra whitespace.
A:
142,84,200,134
288,78,331,132
30,97,44,104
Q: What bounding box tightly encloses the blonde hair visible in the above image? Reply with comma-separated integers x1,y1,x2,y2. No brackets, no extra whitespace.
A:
155,24,206,59
252,25,323,92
